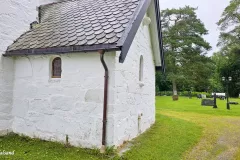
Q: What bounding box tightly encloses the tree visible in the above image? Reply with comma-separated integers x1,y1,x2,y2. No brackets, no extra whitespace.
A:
209,52,227,92
155,72,171,94
220,51,240,97
217,0,240,97
161,6,212,96
217,0,240,51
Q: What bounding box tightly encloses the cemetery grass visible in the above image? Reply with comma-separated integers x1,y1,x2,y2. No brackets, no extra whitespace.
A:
120,96,240,159
1,96,240,159
156,96,240,159
157,96,240,117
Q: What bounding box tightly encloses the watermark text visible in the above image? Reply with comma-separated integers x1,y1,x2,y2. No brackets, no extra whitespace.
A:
0,150,15,156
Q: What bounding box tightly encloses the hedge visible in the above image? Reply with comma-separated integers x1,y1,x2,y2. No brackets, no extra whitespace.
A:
157,91,212,98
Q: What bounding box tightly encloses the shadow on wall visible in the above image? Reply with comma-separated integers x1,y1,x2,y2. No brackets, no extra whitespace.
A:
0,56,14,135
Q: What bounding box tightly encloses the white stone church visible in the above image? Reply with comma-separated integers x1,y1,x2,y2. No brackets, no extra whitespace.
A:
0,0,164,149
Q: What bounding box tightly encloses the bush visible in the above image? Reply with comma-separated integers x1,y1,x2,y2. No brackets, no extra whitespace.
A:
158,91,212,98
158,91,173,96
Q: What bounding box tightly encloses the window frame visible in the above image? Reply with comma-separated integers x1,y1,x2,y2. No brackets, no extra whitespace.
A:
51,57,62,78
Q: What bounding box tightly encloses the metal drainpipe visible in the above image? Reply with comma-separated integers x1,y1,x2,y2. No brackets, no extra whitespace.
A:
99,50,109,153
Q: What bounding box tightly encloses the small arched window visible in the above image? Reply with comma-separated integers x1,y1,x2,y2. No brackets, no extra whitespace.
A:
52,57,62,78
139,55,143,81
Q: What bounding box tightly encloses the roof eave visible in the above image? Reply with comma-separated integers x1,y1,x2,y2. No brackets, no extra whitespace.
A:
154,0,165,73
117,0,152,63
3,44,121,57
116,0,165,73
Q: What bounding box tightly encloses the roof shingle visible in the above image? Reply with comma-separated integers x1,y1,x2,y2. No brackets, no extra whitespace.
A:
7,0,140,52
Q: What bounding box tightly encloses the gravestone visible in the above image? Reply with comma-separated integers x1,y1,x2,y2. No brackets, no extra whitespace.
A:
220,96,225,100
201,99,214,106
172,95,178,101
201,94,207,99
229,102,239,105
197,94,202,99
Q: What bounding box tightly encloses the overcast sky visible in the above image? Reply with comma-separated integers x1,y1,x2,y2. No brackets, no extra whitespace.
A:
160,0,230,56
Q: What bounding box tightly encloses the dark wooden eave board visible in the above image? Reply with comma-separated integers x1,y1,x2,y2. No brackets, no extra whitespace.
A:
117,0,152,63
154,0,165,73
3,44,120,56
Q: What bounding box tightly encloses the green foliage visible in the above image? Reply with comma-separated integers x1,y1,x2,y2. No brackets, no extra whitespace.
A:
216,0,240,97
218,0,240,31
160,6,212,94
220,52,240,97
208,52,227,92
158,91,212,98
217,0,240,51
155,72,171,94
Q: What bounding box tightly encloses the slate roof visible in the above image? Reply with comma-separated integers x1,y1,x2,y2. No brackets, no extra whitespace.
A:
7,0,139,50
4,0,164,67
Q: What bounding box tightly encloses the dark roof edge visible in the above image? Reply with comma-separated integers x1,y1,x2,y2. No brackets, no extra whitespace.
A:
3,44,120,57
117,0,152,63
154,0,165,73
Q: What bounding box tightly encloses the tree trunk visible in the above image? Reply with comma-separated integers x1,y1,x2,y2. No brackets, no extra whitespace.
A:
172,80,179,101
172,80,178,95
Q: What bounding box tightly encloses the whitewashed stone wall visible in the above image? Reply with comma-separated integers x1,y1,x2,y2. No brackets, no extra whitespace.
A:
0,0,38,134
11,53,116,148
0,0,80,136
0,0,156,148
11,23,155,147
112,19,156,146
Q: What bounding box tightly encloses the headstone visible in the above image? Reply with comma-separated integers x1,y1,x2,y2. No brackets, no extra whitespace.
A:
229,102,239,105
201,94,207,99
220,96,225,100
172,95,178,101
197,94,202,99
188,91,192,99
212,93,226,97
201,99,214,106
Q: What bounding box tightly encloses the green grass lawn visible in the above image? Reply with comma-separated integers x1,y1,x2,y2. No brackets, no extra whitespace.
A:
157,96,240,117
1,96,240,160
121,114,201,160
0,134,109,160
156,96,240,160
